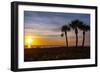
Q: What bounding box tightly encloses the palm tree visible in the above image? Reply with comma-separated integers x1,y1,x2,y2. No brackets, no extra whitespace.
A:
70,20,83,47
78,24,90,47
61,25,70,47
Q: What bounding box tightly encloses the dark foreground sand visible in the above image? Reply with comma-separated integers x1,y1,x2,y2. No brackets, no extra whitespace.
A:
24,46,90,62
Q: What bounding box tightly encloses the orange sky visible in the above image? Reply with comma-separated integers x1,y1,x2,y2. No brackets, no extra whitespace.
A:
24,34,65,46
24,33,90,48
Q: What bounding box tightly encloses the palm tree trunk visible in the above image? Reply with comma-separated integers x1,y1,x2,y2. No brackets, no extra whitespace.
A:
65,31,68,47
82,31,85,47
75,29,78,47
76,33,78,47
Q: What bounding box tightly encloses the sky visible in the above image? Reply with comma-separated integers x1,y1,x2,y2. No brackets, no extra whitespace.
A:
24,11,90,47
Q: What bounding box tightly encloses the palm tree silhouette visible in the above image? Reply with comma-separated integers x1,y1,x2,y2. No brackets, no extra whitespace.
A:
70,20,83,47
78,24,90,47
61,25,70,47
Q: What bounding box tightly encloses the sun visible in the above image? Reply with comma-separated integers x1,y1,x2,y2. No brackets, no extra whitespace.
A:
25,35,33,48
27,36,32,44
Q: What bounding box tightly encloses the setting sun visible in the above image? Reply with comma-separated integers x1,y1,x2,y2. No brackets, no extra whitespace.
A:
27,36,32,44
25,35,33,48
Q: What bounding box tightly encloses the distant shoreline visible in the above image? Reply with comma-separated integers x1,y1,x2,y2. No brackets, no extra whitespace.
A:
24,46,90,49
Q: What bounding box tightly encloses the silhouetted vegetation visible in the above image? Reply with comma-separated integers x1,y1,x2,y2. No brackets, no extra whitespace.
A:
61,20,90,47
69,20,84,47
78,23,90,47
61,25,70,47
